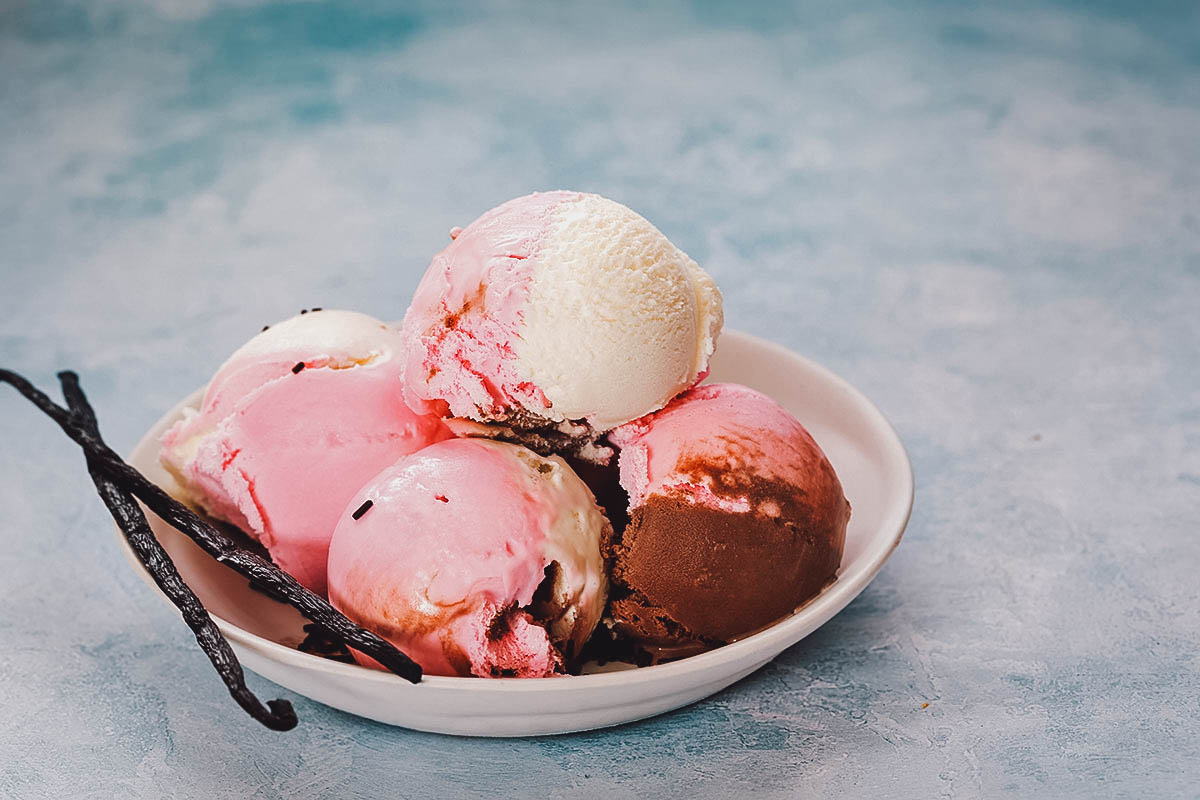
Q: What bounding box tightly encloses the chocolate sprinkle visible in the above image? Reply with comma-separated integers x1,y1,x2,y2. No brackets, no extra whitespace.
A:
291,362,305,374
352,499,373,520
0,368,424,687
261,325,270,332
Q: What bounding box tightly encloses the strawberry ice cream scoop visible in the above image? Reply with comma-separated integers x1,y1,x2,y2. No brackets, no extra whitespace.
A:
606,383,850,656
326,438,610,678
160,310,451,595
400,191,723,453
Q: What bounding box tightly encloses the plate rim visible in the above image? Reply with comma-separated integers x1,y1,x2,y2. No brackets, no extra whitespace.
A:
118,328,913,693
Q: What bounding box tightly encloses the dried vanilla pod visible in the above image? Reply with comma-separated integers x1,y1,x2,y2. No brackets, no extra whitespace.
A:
59,371,297,731
0,368,423,684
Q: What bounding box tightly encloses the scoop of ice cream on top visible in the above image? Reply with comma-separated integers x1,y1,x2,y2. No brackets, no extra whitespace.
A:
326,438,610,678
160,310,452,595
605,383,850,656
400,191,723,454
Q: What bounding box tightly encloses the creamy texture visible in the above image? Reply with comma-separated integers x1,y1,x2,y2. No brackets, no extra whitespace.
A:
606,382,850,649
326,438,610,678
160,310,451,595
401,191,722,433
608,383,842,515
199,310,397,425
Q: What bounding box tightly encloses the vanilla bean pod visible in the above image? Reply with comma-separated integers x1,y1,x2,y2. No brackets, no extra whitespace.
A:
59,372,297,730
0,369,422,683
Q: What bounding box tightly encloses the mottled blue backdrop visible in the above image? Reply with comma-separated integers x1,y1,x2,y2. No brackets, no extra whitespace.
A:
2,1,1198,797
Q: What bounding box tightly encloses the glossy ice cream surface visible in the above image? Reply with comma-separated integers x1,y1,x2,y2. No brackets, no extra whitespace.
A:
605,383,850,655
326,438,610,678
400,191,723,451
160,310,452,595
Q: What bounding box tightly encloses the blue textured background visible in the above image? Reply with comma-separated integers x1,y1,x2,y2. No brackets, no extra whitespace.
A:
2,1,1198,797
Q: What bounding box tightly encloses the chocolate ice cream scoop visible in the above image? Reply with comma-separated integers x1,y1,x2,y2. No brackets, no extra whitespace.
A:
605,383,850,658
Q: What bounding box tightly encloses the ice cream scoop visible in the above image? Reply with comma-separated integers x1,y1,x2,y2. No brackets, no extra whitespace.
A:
326,438,611,678
606,383,850,657
160,310,452,595
400,191,723,455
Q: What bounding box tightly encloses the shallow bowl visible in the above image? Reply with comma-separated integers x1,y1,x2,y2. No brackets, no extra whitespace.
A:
121,329,913,736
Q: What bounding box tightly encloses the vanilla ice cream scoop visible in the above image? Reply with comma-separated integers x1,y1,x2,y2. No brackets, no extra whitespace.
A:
160,310,451,595
326,438,610,678
400,191,723,451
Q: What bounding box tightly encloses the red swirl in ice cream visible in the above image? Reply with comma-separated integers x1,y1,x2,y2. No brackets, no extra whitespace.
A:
326,438,610,678
159,310,451,595
605,383,850,653
400,191,723,446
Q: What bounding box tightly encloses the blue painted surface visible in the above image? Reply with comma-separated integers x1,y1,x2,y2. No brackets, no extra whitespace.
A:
2,1,1198,797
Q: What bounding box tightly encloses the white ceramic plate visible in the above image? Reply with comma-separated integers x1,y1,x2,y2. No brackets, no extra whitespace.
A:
120,329,912,737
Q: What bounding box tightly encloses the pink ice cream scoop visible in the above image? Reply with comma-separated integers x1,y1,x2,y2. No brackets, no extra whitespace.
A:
605,383,850,657
160,310,452,595
326,438,610,678
400,191,723,455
